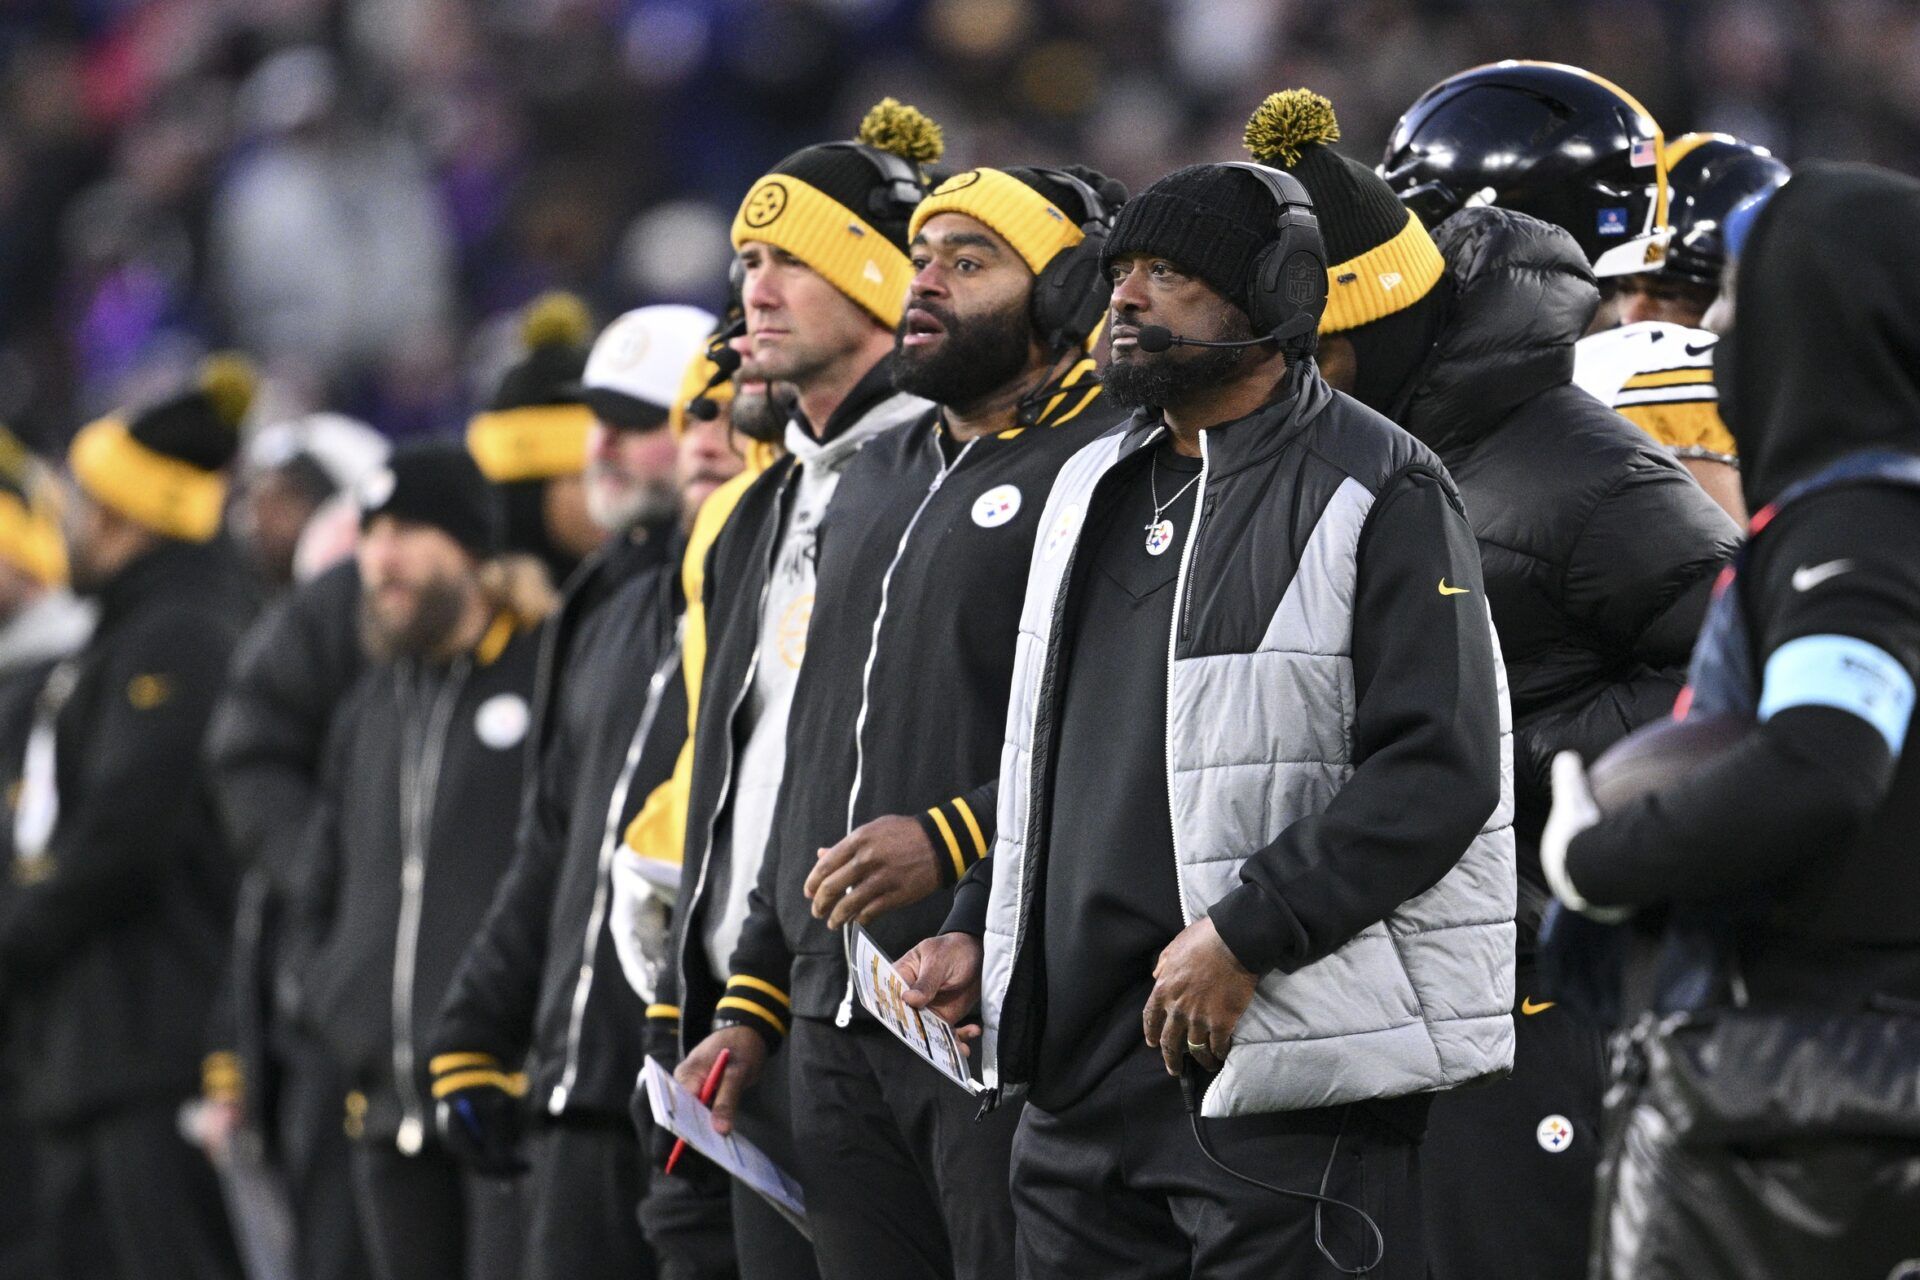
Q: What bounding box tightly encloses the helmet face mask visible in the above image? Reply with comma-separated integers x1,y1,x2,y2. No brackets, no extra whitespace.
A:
1381,60,1671,278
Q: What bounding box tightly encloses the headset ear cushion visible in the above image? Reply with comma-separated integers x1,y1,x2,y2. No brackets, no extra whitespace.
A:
1032,236,1113,353
1244,243,1288,337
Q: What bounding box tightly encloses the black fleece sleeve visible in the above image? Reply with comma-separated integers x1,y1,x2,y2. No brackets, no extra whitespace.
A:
941,855,993,938
1209,469,1505,974
918,778,997,886
721,842,796,1051
0,610,236,972
1566,488,1920,907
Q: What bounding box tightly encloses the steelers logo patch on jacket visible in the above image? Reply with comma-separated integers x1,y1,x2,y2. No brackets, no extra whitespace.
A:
127,674,172,710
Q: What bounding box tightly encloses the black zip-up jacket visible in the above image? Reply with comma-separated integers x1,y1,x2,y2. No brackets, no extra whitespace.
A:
660,360,933,1055
1397,207,1740,913
525,527,673,771
0,539,257,1125
432,549,685,1119
300,613,542,1148
723,363,1119,1032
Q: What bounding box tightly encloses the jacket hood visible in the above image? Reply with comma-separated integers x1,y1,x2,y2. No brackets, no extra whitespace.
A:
1721,162,1920,511
1398,206,1598,453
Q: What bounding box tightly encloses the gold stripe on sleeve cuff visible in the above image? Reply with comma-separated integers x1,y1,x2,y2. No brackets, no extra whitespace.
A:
726,975,791,1009
430,1068,528,1099
715,996,789,1037
429,1051,499,1076
952,798,988,862
928,807,967,880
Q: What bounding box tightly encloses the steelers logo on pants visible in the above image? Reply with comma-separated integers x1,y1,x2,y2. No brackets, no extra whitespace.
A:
1535,1114,1574,1153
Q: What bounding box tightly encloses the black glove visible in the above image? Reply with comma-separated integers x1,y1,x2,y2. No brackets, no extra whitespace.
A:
430,1053,529,1178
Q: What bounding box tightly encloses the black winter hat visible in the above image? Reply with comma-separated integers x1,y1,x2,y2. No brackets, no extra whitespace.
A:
360,441,502,559
485,293,591,414
1102,163,1283,322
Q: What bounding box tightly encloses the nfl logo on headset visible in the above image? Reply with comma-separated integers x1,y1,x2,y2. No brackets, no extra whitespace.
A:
1596,207,1629,237
1285,256,1320,307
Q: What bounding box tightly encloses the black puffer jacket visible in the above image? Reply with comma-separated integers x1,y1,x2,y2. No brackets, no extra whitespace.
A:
1397,207,1740,902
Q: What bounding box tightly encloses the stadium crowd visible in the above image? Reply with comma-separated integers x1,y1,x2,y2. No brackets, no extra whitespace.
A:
2,14,1920,1280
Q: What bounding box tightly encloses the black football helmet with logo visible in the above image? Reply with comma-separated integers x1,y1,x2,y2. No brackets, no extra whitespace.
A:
1380,60,1669,278
1657,133,1790,288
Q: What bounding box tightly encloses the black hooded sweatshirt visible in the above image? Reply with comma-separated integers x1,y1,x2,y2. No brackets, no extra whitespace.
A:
1383,206,1740,922
1566,164,1920,1006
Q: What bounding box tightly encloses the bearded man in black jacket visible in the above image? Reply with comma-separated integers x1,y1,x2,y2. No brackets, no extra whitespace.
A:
301,444,553,1280
675,161,1128,1280
1240,89,1741,1280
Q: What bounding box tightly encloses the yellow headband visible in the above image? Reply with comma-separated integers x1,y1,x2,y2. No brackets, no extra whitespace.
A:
466,404,593,483
909,169,1086,275
1319,208,1447,335
731,174,915,328
0,491,66,586
670,350,736,440
69,417,226,543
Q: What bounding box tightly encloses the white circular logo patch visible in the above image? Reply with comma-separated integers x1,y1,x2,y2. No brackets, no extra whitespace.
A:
971,485,1022,528
1043,503,1084,561
1536,1114,1574,1153
474,693,530,750
608,319,652,370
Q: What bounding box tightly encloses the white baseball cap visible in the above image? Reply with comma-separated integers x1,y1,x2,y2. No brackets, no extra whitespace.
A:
580,304,716,426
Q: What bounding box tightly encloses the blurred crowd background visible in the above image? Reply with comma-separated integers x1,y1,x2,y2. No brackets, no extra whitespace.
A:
2,0,1916,454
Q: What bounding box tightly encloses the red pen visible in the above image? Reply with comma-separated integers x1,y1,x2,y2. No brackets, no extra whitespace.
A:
667,1048,731,1176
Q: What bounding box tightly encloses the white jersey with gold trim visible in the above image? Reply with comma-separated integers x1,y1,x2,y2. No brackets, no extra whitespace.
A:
1573,320,1736,463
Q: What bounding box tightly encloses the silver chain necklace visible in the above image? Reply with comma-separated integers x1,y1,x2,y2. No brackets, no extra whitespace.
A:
1145,454,1202,556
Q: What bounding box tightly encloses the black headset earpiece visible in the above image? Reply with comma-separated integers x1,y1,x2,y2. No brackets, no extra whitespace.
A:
1216,161,1328,347
1026,168,1118,355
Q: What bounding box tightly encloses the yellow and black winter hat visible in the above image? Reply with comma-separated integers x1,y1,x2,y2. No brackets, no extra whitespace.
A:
466,292,596,486
69,353,252,543
731,98,944,328
911,164,1125,276
1244,90,1445,335
1245,90,1448,410
0,427,67,585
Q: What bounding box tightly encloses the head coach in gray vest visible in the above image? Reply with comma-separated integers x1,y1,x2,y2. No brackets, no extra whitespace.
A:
897,156,1517,1280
